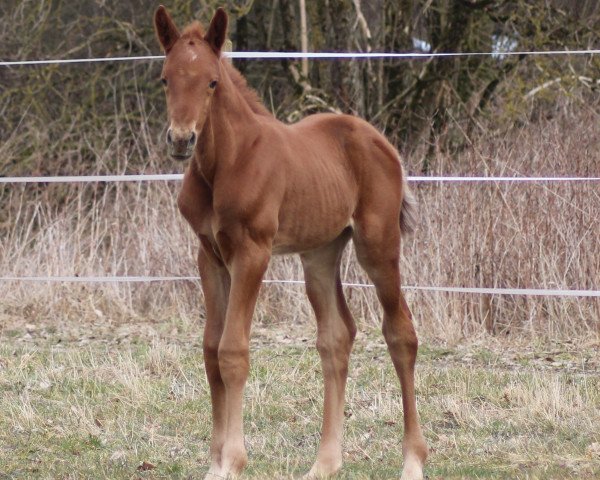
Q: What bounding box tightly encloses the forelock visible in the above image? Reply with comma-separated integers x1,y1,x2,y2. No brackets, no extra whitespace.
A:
181,21,205,40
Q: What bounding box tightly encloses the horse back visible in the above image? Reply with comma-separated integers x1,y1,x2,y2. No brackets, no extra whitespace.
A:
288,113,404,210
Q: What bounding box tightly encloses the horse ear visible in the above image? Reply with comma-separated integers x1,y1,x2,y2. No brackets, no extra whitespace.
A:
154,5,180,53
205,7,228,54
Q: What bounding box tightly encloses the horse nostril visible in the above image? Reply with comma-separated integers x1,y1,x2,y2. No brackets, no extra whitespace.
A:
166,129,173,145
188,132,196,146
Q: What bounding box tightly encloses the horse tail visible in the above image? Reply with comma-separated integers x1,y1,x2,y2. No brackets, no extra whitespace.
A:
399,162,417,236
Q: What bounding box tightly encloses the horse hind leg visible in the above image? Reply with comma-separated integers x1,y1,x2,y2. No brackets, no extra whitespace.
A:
353,215,428,480
300,229,356,478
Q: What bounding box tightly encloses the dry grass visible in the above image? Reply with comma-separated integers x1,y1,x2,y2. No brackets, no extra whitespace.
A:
1,321,599,479
1,105,598,343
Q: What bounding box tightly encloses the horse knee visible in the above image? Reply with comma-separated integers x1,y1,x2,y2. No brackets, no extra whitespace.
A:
316,328,354,371
217,344,249,386
382,319,418,357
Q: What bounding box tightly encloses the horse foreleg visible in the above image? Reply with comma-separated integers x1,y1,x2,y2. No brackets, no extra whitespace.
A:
198,246,231,479
215,237,270,477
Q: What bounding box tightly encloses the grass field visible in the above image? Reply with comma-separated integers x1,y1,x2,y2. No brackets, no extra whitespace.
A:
1,312,599,480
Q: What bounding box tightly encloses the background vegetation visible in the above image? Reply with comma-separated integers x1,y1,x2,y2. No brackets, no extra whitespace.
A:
1,0,598,338
1,0,599,175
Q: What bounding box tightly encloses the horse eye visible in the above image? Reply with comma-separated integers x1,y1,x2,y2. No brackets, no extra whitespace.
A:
209,80,218,89
161,78,168,86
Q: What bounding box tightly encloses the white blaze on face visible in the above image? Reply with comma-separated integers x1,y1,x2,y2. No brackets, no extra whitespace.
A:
183,42,200,63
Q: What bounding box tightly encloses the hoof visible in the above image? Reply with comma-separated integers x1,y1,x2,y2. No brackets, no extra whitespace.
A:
302,461,342,479
399,456,425,480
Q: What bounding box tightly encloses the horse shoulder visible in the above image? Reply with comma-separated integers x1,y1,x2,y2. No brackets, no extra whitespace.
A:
177,164,214,236
211,148,283,248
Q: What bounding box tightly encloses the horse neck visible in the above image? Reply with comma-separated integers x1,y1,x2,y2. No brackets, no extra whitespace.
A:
195,63,259,183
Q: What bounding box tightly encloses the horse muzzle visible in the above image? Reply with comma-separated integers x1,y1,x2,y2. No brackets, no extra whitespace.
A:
167,128,196,161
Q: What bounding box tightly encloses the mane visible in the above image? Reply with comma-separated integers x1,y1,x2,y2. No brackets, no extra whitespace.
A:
181,21,272,118
222,61,272,117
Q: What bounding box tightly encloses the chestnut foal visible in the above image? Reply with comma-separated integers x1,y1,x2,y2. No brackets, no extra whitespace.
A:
154,6,428,479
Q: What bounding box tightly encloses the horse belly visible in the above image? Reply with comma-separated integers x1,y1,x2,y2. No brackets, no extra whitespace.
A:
272,168,356,255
